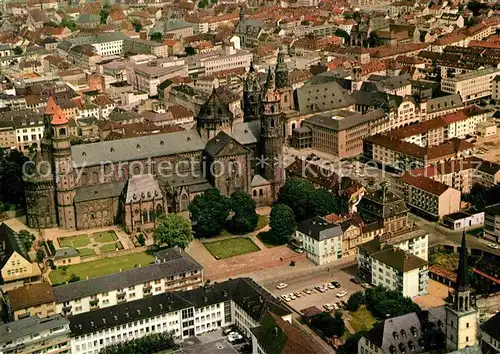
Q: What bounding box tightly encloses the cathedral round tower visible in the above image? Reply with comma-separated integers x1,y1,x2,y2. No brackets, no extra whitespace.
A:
242,62,262,122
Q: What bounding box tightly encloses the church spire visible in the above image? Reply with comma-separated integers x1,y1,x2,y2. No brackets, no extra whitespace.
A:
265,68,276,91
456,230,470,292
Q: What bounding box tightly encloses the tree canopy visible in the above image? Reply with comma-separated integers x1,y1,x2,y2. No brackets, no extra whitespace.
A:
150,32,163,42
100,332,178,354
364,286,421,319
228,190,258,234
0,148,28,210
467,1,489,16
189,189,230,237
269,204,296,244
132,19,143,32
185,46,196,55
335,29,350,42
60,19,77,31
346,291,365,312
19,230,35,251
310,311,345,338
153,214,193,249
99,8,110,24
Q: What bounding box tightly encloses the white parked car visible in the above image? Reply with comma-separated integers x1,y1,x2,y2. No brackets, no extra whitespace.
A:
228,332,243,342
487,243,499,250
281,294,290,302
323,303,333,311
289,294,297,300
332,303,339,310
277,283,288,290
361,283,371,289
327,283,336,289
336,290,348,298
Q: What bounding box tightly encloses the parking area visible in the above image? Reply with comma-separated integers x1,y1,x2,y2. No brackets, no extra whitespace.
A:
179,328,250,354
269,264,364,314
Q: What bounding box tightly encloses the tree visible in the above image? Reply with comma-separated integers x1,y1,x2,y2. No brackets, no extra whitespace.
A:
335,29,350,42
19,230,35,251
229,190,258,234
137,233,145,246
346,291,365,312
150,32,163,42
60,19,77,31
132,19,143,32
364,286,421,319
13,46,23,55
198,0,209,8
467,1,488,16
154,214,193,248
189,189,230,237
36,248,45,263
278,178,315,221
310,311,345,338
185,46,196,56
99,7,110,24
69,274,80,283
100,332,178,354
311,188,336,217
269,204,296,244
0,148,28,209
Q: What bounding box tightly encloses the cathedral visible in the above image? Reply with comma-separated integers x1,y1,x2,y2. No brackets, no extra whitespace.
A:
24,60,292,233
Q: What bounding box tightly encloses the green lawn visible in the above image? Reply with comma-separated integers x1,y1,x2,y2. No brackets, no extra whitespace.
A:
256,231,282,248
49,252,154,285
256,215,270,230
203,237,260,259
92,231,118,243
78,248,95,257
58,235,91,248
468,228,484,237
349,306,377,333
99,242,122,253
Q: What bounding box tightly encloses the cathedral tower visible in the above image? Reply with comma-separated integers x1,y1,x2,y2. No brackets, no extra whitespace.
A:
445,231,477,351
242,62,262,122
196,88,234,141
51,107,77,229
275,45,289,89
260,68,284,198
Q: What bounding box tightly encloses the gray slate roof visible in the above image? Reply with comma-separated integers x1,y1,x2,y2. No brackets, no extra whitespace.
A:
296,81,355,114
53,249,202,302
232,120,260,145
364,306,446,353
427,94,463,113
297,216,342,241
74,181,126,203
71,130,206,167
0,315,69,345
125,174,163,203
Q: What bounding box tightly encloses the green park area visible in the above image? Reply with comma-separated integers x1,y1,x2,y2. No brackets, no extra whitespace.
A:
49,252,154,285
348,306,377,333
203,237,260,259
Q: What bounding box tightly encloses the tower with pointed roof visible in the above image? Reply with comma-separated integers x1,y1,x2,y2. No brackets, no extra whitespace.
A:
242,62,262,122
260,68,284,198
275,46,289,90
445,231,477,351
50,106,77,229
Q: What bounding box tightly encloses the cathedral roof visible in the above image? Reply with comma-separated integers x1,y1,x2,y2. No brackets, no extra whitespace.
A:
125,174,163,204
205,131,249,157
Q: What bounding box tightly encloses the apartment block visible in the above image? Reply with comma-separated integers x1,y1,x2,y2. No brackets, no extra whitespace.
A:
441,68,500,105
293,216,343,265
123,38,169,58
53,248,203,316
69,32,128,57
358,238,428,297
398,173,461,220
127,61,188,96
484,203,500,243
363,134,475,172
186,46,252,78
422,94,464,121
0,315,71,354
68,278,291,354
300,109,386,158
6,282,56,320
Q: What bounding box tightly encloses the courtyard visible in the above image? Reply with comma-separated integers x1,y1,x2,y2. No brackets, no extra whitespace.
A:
49,251,154,285
203,237,261,259
57,230,123,257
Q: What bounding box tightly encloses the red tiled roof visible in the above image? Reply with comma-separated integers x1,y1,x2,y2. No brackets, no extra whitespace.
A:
400,172,451,196
51,106,68,125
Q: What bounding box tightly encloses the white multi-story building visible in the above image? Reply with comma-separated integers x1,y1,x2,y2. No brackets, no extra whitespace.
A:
293,216,343,265
127,60,188,96
53,248,203,316
69,33,128,57
69,277,292,354
441,68,500,105
484,203,500,244
0,314,71,354
13,115,44,151
186,46,252,78
358,237,429,298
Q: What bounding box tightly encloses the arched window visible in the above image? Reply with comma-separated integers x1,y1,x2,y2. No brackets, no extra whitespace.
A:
92,171,99,184
59,128,66,136
81,173,88,185
253,190,257,197
270,118,275,128
133,165,140,175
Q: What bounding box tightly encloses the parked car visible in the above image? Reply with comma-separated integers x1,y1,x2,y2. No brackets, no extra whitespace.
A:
323,303,334,311
336,290,348,298
304,288,312,294
327,283,336,289
488,243,499,249
350,277,360,284
331,281,341,288
295,247,304,253
281,294,291,302
228,332,243,342
294,292,302,298
277,283,288,289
